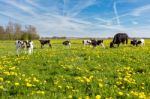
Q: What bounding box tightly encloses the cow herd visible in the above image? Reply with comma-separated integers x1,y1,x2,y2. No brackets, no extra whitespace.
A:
15,33,145,55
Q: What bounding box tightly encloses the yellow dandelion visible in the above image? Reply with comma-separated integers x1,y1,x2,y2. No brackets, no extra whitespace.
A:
96,95,101,99
15,82,19,86
85,96,90,99
68,95,72,98
99,83,103,88
0,77,4,82
26,82,32,87
118,91,124,96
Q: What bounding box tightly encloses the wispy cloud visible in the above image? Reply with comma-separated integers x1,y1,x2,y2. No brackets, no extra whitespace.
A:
66,0,97,17
113,1,120,25
131,4,150,16
0,0,150,37
1,0,36,16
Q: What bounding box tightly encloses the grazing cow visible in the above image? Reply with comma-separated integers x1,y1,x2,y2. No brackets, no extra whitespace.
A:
39,40,52,48
16,40,33,55
62,40,71,46
82,40,92,46
91,40,105,48
131,39,145,46
136,39,145,46
110,33,128,48
131,39,137,46
96,40,105,48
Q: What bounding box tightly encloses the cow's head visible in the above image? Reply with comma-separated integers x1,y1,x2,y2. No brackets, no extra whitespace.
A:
110,42,114,48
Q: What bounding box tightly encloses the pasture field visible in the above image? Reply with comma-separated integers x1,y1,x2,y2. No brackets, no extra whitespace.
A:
0,39,150,99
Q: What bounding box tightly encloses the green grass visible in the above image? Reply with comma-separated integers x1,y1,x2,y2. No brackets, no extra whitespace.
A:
0,39,150,99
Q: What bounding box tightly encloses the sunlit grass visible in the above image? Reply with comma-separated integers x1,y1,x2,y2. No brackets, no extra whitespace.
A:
0,39,150,99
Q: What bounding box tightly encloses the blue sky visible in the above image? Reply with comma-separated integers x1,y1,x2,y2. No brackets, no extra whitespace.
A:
0,0,150,37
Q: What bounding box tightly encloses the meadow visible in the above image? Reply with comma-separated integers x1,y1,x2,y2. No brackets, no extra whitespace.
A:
0,39,150,99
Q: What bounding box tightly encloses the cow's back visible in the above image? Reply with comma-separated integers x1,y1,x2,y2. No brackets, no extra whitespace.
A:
113,33,128,44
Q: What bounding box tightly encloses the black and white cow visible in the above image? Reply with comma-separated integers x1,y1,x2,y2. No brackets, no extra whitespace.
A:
110,33,128,48
16,40,33,55
91,40,105,48
62,40,71,46
82,40,92,46
131,39,137,46
136,39,145,46
39,40,52,48
131,39,145,46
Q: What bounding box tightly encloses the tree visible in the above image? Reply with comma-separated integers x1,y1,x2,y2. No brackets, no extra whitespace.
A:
14,23,22,40
0,26,6,39
0,26,5,34
5,21,14,40
25,25,37,34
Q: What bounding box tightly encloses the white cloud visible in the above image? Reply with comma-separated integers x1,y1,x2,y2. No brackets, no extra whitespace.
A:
0,0,150,37
131,4,150,16
1,0,36,15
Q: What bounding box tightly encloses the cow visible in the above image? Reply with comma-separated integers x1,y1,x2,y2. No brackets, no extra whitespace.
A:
110,33,128,48
39,40,52,48
26,40,33,54
131,39,137,46
96,40,105,48
62,40,71,47
91,40,105,48
16,40,33,55
82,40,92,46
131,39,145,46
136,39,145,46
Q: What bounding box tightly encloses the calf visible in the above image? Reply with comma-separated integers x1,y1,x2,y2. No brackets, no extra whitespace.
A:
136,39,145,46
91,40,105,48
39,40,52,48
16,40,33,55
131,39,145,46
62,40,71,46
96,40,105,48
131,39,137,46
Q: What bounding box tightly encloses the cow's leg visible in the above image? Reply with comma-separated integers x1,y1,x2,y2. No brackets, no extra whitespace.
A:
24,48,27,54
117,43,120,47
69,43,71,48
28,48,32,54
93,45,96,48
16,48,19,55
31,47,33,53
41,44,43,48
49,43,52,48
100,43,105,48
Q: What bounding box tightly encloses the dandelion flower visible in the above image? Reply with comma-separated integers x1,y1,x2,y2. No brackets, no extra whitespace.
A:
96,95,101,99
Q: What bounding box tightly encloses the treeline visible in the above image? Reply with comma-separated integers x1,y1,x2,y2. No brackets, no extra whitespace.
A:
0,21,39,40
